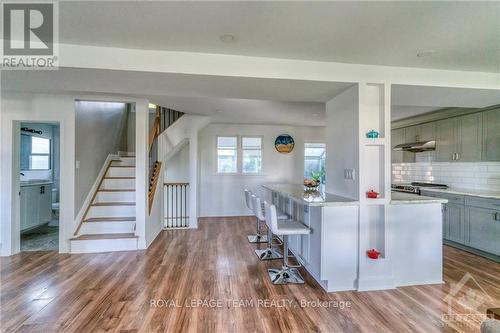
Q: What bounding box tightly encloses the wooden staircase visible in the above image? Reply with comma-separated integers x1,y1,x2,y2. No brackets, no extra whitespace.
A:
70,156,138,253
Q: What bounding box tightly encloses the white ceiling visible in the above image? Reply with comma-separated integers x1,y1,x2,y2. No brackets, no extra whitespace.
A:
3,69,499,124
59,1,500,72
2,68,342,126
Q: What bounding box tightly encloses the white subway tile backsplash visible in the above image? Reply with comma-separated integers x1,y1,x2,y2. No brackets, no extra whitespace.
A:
392,162,500,191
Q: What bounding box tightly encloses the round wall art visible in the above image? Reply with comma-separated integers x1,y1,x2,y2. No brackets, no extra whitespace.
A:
275,134,295,154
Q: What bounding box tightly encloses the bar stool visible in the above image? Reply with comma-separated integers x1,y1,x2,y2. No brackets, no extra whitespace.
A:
264,202,311,284
244,189,267,243
251,195,284,260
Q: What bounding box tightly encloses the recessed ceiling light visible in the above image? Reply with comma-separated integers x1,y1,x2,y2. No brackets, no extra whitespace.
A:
417,50,435,58
220,34,236,43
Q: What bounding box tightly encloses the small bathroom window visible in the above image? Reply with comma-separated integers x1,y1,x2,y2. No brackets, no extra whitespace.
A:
21,135,51,170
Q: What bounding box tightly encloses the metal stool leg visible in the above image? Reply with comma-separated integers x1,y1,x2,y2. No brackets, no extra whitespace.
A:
247,217,267,243
255,227,283,260
267,235,305,284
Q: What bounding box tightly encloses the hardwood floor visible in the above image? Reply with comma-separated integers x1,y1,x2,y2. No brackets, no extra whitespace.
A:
1,216,499,332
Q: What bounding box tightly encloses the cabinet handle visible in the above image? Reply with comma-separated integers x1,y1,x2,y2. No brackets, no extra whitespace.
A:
451,153,456,161
456,153,460,160
495,212,500,221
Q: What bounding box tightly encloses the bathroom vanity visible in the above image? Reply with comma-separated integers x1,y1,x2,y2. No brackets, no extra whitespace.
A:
20,181,53,232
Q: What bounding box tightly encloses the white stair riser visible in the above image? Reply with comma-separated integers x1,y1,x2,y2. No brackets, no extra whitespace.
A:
80,221,135,234
87,205,136,218
106,167,135,177
110,158,135,167
101,178,135,190
95,191,135,203
70,238,138,253
110,161,136,167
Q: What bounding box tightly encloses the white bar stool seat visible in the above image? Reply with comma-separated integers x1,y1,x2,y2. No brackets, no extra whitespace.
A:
252,195,284,260
244,189,267,243
264,202,310,284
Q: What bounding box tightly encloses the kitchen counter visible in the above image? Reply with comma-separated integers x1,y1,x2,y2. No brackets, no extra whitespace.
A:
391,191,448,205
261,184,359,207
20,180,53,187
420,187,500,200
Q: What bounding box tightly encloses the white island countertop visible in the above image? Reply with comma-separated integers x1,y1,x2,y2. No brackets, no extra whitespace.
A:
262,184,359,207
391,191,448,205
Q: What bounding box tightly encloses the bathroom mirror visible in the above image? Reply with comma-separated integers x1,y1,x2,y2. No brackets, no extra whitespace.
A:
21,134,51,170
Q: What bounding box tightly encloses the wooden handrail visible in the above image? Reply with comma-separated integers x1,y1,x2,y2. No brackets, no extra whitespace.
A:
148,161,162,213
148,116,160,153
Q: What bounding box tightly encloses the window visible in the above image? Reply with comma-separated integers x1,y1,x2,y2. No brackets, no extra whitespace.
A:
217,136,263,174
304,143,326,183
217,136,238,173
21,135,51,170
242,137,262,174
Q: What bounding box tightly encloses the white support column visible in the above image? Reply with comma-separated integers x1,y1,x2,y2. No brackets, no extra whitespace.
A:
357,82,394,291
135,100,148,249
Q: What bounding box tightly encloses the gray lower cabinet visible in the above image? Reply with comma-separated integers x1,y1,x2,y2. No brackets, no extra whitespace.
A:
466,206,499,255
443,203,465,243
483,107,500,161
421,190,499,257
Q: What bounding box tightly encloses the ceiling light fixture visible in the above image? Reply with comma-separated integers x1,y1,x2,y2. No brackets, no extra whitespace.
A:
220,34,236,43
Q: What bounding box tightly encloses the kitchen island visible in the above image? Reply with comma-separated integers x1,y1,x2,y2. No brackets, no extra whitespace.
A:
262,184,448,292
262,184,360,292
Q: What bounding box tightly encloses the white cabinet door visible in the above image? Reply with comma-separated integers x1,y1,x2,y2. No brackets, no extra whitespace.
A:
39,185,52,224
20,188,29,230
25,186,41,230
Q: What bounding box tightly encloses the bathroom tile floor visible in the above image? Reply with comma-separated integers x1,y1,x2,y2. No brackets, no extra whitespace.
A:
20,222,59,251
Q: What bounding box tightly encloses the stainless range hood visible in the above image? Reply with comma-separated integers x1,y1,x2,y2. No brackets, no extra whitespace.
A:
393,140,436,153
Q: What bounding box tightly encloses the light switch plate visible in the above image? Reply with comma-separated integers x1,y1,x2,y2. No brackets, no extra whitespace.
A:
344,168,356,180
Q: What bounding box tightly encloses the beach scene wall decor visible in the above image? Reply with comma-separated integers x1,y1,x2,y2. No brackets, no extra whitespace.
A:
275,134,295,153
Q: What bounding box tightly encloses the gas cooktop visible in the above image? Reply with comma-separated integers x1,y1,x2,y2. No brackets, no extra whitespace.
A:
391,182,449,194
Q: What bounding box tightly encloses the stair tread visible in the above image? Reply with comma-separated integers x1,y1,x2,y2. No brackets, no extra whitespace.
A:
72,233,138,240
84,217,136,222
91,202,136,206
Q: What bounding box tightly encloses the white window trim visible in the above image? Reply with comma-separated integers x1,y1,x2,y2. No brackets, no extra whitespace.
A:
216,135,264,175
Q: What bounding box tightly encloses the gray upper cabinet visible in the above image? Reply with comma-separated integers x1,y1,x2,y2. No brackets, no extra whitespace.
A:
391,128,404,164
404,125,418,143
392,106,500,162
457,113,482,162
436,118,456,162
416,122,436,142
483,107,500,161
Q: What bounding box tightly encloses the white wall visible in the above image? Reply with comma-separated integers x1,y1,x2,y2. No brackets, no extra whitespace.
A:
165,143,189,182
74,101,128,215
326,85,360,200
198,123,325,217
1,92,75,255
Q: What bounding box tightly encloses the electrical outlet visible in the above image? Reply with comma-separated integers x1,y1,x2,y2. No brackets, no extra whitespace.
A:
344,168,356,180
75,160,80,169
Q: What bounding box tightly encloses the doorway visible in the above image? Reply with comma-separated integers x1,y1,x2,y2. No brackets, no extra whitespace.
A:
19,122,60,251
